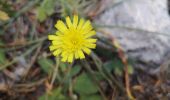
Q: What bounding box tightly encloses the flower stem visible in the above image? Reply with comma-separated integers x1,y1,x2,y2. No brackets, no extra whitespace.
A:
50,57,60,89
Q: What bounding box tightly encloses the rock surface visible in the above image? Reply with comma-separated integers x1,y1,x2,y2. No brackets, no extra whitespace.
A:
95,0,170,68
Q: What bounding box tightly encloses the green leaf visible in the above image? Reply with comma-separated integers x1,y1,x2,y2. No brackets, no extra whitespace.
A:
104,59,124,76
37,7,47,22
74,73,98,95
38,57,54,74
36,0,57,22
0,41,6,65
39,87,67,100
42,0,56,15
81,94,102,100
60,62,67,72
104,59,134,76
103,60,115,73
128,65,134,74
94,72,105,81
70,65,81,77
0,50,6,65
114,66,123,76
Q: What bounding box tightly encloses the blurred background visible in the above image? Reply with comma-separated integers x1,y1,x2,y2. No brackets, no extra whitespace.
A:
0,0,170,100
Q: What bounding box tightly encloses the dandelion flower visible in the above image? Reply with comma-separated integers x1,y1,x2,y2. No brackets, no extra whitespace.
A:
48,15,97,63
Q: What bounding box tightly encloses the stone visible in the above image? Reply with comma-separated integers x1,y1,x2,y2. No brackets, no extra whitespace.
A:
95,0,170,68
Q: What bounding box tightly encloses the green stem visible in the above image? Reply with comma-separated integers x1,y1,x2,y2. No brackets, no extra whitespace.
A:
91,52,125,92
50,57,60,86
81,60,108,100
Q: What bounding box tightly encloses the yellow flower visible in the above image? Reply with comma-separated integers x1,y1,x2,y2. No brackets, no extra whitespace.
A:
48,15,97,63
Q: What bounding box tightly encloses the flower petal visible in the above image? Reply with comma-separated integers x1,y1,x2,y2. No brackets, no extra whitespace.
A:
85,43,96,49
82,47,91,55
61,56,68,62
77,18,85,30
52,41,62,45
55,20,68,33
49,45,57,51
55,31,63,35
53,49,62,56
82,20,92,33
73,15,78,28
75,51,79,59
84,31,96,38
85,39,97,43
48,35,60,40
68,53,74,62
66,16,72,28
77,50,85,59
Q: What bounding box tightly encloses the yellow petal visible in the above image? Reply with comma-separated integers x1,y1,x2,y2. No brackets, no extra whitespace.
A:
82,20,92,33
77,50,85,59
49,46,57,51
52,41,62,45
66,16,72,28
55,20,68,33
68,53,74,62
50,45,61,51
61,56,68,62
61,51,67,57
53,49,61,56
85,44,96,49
48,35,60,40
84,31,96,38
85,39,97,43
75,51,79,59
82,47,91,55
73,15,78,28
77,18,85,30
55,31,63,35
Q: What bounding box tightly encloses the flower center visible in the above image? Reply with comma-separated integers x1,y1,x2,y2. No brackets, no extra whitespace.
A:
71,40,78,45
69,35,83,52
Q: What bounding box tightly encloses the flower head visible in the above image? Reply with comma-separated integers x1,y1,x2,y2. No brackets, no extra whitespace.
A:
48,15,97,62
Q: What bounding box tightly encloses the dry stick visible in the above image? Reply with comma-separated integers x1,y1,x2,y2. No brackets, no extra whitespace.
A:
81,60,108,100
98,30,135,100
0,36,47,48
13,78,46,88
116,46,135,100
23,44,42,79
0,36,46,71
0,43,41,71
68,79,74,100
13,78,46,93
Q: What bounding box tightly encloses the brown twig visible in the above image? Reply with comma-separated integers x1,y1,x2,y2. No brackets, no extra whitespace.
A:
12,78,46,93
98,29,135,100
24,44,42,79
0,36,47,48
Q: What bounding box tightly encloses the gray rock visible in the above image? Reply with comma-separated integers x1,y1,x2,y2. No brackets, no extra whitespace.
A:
95,0,170,67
